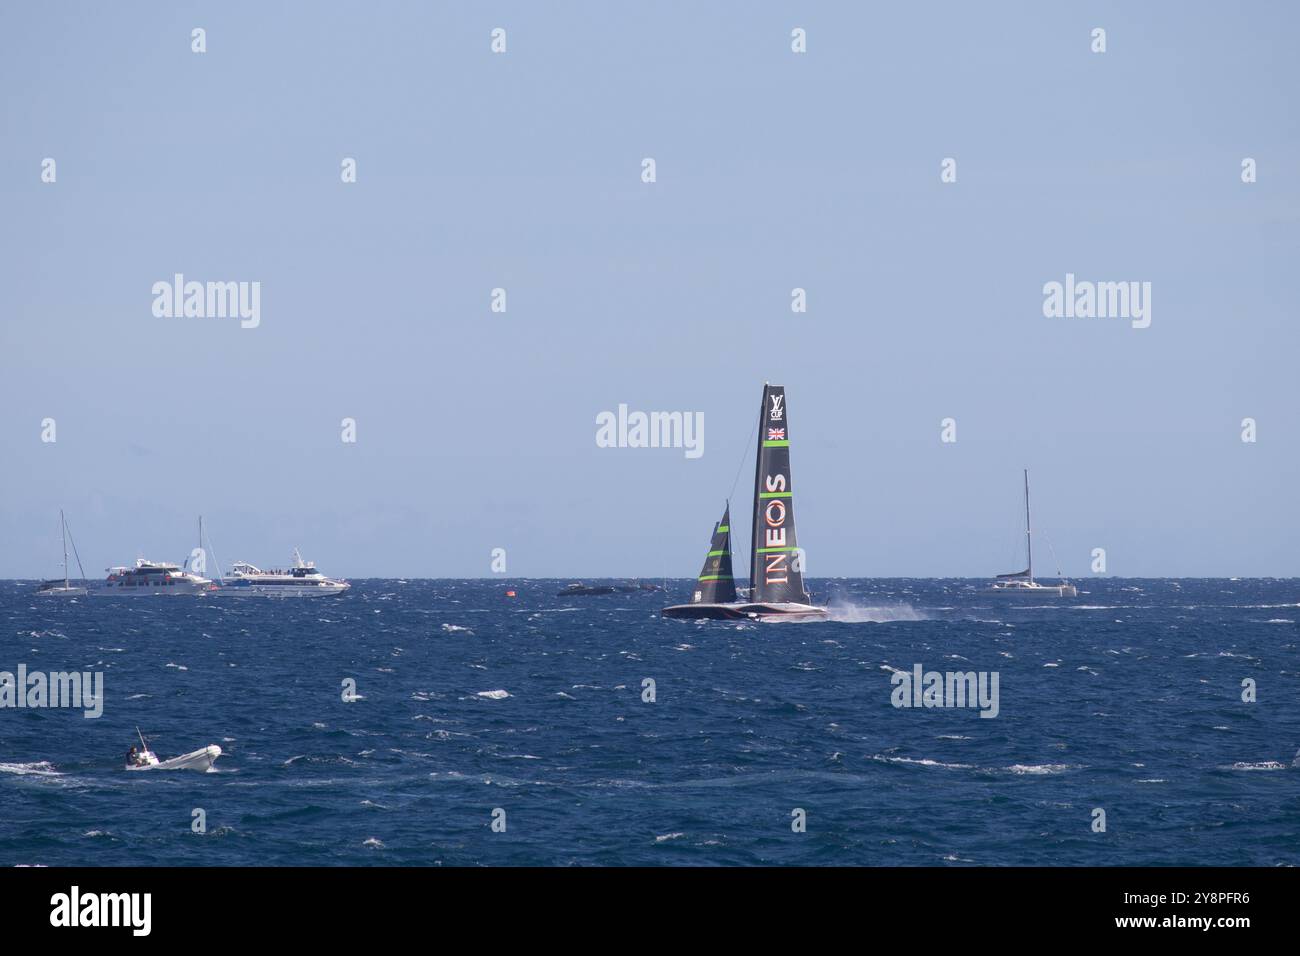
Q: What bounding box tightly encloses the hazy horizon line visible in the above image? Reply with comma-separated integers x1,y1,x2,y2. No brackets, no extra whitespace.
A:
5,575,1297,583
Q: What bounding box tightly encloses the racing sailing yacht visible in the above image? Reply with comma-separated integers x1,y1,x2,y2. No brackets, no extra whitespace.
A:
663,384,829,622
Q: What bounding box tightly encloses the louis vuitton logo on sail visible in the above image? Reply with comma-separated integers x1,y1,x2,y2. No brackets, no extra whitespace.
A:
595,404,704,459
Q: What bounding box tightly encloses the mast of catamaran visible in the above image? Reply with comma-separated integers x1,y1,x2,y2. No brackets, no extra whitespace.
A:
60,509,70,589
748,392,765,596
200,515,225,584
1023,469,1033,584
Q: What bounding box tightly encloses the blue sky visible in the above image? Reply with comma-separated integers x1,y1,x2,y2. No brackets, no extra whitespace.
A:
1,1,1297,578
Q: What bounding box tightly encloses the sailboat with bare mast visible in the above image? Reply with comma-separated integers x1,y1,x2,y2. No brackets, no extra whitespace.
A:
991,470,1077,598
36,510,89,597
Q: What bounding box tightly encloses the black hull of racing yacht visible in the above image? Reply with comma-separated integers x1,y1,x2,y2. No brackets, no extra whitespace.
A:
661,602,830,622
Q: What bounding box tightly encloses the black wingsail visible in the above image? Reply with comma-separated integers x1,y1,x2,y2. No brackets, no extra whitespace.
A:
749,384,811,605
692,504,736,604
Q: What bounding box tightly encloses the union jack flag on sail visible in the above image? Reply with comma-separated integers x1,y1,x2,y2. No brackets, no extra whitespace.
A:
767,428,785,441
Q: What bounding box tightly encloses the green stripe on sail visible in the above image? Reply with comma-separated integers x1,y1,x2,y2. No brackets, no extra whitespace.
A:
706,550,727,557
758,491,792,498
755,546,798,553
762,440,790,447
716,525,729,533
698,574,733,581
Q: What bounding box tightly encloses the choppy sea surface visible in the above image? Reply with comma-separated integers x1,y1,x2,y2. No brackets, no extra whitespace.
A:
1,578,1298,866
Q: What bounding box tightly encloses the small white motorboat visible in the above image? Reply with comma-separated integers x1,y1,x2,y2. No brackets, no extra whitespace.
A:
125,728,222,772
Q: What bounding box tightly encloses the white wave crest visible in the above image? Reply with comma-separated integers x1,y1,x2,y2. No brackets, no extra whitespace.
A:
870,754,972,771
1003,763,1074,775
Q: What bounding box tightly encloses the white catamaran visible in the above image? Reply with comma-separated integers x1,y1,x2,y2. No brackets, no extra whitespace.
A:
663,383,829,622
36,510,89,597
991,469,1077,598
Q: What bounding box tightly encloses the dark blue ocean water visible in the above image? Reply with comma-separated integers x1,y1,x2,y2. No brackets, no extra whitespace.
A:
1,578,1297,866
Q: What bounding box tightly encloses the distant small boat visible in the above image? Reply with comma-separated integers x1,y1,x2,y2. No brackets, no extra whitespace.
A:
124,728,221,772
991,470,1077,598
557,581,664,597
36,510,89,598
663,384,829,622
